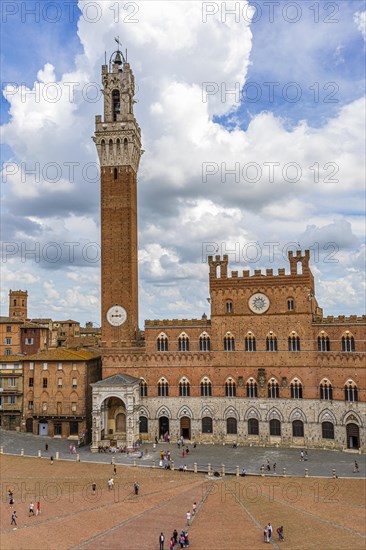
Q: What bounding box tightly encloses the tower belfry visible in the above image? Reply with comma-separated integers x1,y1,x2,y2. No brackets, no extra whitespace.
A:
95,47,142,348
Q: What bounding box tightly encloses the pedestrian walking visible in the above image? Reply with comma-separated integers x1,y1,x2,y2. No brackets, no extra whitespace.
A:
277,525,285,541
159,532,165,550
134,481,139,495
186,510,191,526
268,523,273,540
36,501,41,516
354,460,360,473
29,502,35,516
92,482,97,493
304,450,308,461
108,478,114,491
266,459,271,472
50,456,54,465
9,495,14,508
179,533,185,549
169,536,174,550
113,465,117,475
192,501,197,515
11,511,17,526
263,525,269,543
45,444,48,452
273,463,277,473
300,450,304,461
173,529,178,544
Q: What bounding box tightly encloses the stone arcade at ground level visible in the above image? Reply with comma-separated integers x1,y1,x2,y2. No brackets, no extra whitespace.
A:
91,373,140,450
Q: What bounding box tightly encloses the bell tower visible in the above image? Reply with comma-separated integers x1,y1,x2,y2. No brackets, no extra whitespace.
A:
95,47,142,348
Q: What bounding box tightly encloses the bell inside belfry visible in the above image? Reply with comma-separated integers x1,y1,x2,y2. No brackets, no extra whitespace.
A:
114,51,123,65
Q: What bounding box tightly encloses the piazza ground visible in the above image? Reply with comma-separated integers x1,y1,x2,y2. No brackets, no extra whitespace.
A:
0,454,365,550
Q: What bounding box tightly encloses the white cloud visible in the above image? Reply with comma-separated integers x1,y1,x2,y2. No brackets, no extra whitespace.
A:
1,0,365,323
354,11,366,43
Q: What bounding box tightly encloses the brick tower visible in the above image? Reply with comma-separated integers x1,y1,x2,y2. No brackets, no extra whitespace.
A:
95,48,142,348
9,289,28,320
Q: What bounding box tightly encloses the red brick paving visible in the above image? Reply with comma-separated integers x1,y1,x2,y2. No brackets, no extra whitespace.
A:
0,456,365,550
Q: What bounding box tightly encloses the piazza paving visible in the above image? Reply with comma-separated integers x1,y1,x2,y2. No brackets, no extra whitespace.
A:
0,454,365,550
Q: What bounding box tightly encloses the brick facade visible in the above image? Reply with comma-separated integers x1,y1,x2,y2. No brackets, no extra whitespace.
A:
92,52,366,452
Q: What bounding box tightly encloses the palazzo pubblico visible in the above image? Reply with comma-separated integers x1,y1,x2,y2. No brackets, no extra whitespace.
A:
90,49,365,453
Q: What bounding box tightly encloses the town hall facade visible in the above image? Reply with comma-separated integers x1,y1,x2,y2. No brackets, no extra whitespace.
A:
91,49,365,453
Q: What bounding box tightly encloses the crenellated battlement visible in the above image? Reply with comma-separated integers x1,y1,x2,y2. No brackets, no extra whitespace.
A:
314,315,366,325
208,250,311,281
145,316,210,328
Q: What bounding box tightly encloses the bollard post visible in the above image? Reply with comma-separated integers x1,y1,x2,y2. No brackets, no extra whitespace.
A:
152,460,156,469
111,457,115,465
76,453,80,462
282,467,286,477
56,452,59,460
236,465,239,477
305,468,308,478
260,465,265,477
171,460,174,471
208,463,212,477
38,450,42,458
20,449,24,456
194,462,198,474
133,459,136,467
0,446,3,454
332,469,336,479
221,464,225,477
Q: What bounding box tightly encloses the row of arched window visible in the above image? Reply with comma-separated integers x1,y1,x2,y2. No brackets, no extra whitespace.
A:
156,333,357,352
139,416,335,439
140,378,359,401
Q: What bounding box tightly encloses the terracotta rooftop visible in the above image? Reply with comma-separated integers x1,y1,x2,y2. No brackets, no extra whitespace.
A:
24,348,100,361
0,316,24,324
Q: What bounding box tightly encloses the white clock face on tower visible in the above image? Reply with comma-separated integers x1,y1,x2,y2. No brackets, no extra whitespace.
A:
248,293,270,314
106,305,127,326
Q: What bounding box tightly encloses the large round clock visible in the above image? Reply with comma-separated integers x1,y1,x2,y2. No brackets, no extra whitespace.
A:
106,305,127,326
248,293,270,314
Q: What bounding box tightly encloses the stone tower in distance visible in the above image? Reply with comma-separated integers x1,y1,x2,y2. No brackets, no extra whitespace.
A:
9,290,28,320
94,47,142,348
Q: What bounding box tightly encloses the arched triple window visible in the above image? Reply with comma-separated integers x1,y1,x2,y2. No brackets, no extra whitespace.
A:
225,378,237,397
269,419,281,436
290,379,303,399
292,420,304,437
246,379,258,398
344,380,358,402
266,334,278,352
199,333,211,352
288,334,301,352
318,334,330,352
268,378,279,399
226,417,237,435
202,417,213,434
342,334,355,352
157,378,169,397
200,378,212,397
139,379,148,397
322,421,334,439
319,379,333,400
179,378,191,397
245,333,256,352
157,333,168,352
225,300,233,313
248,418,259,435
178,333,190,352
224,334,235,352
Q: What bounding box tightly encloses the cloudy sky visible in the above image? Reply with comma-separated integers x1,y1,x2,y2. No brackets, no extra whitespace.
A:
1,0,365,326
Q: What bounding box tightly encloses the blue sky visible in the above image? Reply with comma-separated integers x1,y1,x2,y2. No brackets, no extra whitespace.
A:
1,1,365,324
